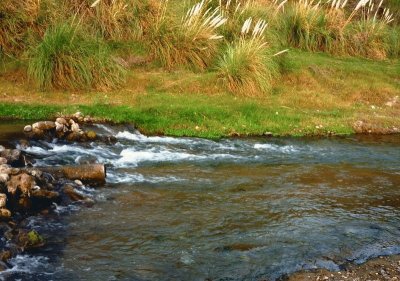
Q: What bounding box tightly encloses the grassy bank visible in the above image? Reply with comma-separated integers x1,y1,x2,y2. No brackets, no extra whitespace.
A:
0,50,398,138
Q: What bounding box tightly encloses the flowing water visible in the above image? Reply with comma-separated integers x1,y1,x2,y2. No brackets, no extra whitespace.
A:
1,123,400,281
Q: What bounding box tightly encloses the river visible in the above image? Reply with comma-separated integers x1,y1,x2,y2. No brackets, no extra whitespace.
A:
1,123,400,280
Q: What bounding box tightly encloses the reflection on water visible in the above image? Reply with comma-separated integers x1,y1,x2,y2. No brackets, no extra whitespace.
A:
2,124,400,281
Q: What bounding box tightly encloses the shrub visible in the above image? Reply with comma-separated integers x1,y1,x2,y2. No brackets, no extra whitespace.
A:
28,22,126,90
217,18,279,95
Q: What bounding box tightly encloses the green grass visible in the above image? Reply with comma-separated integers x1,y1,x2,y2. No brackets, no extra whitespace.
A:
0,96,354,139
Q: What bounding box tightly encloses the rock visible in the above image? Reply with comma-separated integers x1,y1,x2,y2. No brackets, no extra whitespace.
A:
0,194,6,208
55,122,64,132
0,174,9,183
31,128,45,139
0,149,23,166
32,121,56,131
7,173,35,196
73,112,83,119
0,250,12,263
71,123,80,132
31,189,59,201
9,168,20,175
86,131,97,140
0,146,4,153
63,185,85,201
0,165,11,175
17,197,31,210
66,132,80,142
23,125,32,133
0,261,8,272
56,117,68,125
0,209,11,220
15,229,44,250
27,168,43,179
18,140,30,150
74,180,83,186
31,189,60,209
0,158,6,165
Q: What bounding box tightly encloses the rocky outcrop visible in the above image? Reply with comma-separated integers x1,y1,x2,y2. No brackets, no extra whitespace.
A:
23,112,104,143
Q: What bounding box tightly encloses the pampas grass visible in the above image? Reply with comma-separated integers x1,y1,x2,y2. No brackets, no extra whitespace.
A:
148,0,227,70
217,18,279,95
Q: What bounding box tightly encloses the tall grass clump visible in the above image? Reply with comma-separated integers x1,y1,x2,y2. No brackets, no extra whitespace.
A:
345,0,394,59
217,18,279,95
147,0,227,70
281,0,333,51
28,23,126,90
386,26,400,58
60,0,161,41
0,0,54,57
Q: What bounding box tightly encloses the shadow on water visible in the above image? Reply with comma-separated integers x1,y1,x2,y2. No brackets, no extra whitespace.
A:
0,122,400,280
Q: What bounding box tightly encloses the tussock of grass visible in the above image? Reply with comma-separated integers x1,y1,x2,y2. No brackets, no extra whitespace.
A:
147,0,227,70
28,23,126,90
217,18,279,95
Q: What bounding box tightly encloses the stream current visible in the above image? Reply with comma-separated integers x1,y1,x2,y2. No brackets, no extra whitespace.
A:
1,124,400,280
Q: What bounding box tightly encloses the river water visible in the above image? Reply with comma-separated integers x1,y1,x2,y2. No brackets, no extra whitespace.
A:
1,124,400,281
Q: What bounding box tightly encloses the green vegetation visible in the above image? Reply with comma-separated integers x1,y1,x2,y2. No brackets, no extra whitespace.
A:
0,0,398,137
0,50,398,138
28,23,125,90
217,19,278,95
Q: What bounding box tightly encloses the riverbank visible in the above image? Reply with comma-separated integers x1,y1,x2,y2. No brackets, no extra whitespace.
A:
288,255,400,281
1,51,399,139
